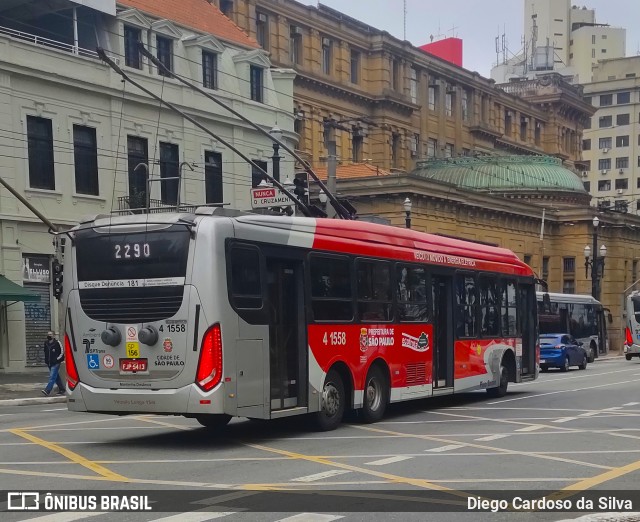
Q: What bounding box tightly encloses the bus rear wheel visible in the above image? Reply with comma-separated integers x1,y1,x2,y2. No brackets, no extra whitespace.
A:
588,343,596,363
314,369,345,431
626,354,633,361
196,414,231,429
361,366,389,424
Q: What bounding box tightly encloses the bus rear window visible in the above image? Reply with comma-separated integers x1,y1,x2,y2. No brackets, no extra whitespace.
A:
633,298,640,322
229,246,263,309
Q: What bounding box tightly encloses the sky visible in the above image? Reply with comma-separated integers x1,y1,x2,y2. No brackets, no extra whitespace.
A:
298,0,640,78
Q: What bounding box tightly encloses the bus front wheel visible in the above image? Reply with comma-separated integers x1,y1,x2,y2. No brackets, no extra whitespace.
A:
315,369,345,431
487,365,509,398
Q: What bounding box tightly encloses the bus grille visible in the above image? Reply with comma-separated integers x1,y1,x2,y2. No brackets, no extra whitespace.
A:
78,287,184,323
405,363,426,386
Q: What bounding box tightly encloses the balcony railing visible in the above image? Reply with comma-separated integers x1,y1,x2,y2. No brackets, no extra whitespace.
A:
0,24,99,59
115,196,202,215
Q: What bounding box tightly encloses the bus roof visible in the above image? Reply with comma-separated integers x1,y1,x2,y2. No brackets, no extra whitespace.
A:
536,292,602,305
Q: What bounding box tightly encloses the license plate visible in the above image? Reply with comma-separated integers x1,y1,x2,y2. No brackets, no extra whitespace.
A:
120,358,147,372
539,359,546,364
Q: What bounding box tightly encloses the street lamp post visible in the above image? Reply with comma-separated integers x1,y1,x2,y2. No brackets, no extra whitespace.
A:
584,216,607,301
403,197,412,229
270,125,283,183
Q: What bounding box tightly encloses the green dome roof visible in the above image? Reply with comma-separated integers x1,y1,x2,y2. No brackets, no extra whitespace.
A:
411,156,587,194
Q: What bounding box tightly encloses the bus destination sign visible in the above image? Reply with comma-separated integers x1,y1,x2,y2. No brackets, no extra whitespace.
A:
250,187,294,209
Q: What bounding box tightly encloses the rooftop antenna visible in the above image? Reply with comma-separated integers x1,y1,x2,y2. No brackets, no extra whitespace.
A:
449,24,458,38
495,34,500,66
403,0,407,41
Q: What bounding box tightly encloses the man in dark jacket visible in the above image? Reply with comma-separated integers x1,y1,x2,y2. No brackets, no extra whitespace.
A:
42,331,66,396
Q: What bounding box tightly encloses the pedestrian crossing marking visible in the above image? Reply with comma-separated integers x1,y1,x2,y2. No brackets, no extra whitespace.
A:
292,469,351,482
365,455,412,466
515,425,544,432
425,444,464,452
475,434,509,441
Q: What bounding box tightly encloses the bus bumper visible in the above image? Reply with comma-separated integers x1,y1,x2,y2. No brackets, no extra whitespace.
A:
67,382,226,415
624,344,640,356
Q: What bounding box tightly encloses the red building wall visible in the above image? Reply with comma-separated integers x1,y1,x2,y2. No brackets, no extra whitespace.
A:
419,37,463,68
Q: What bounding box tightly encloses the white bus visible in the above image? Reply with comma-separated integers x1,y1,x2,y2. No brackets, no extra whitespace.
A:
624,291,640,360
537,292,610,362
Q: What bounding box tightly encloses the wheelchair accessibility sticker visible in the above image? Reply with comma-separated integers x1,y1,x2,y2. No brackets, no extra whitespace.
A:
87,353,100,370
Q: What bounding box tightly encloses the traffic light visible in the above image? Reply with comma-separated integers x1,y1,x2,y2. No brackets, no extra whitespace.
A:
293,174,309,204
52,259,63,300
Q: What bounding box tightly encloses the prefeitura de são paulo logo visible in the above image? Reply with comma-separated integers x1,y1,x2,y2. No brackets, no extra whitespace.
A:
359,328,368,352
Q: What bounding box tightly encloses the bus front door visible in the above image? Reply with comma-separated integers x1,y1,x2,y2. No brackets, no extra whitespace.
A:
266,258,307,412
432,275,454,389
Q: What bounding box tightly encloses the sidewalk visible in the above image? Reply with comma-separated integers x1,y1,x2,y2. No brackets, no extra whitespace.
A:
0,367,68,406
0,353,625,407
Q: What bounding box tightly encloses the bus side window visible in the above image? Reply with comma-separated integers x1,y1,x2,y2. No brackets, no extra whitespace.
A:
455,275,477,338
229,246,263,309
396,264,429,322
310,254,353,322
356,260,392,322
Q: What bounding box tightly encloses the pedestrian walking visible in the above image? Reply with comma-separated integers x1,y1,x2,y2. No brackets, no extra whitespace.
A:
42,331,66,396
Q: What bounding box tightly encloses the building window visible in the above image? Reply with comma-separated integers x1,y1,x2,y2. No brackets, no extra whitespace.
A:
461,90,469,121
634,261,638,282
524,254,532,265
250,65,263,102
444,143,454,158
204,151,223,204
542,257,549,279
73,125,98,196
220,0,233,17
322,37,332,75
411,133,420,157
445,91,453,117
255,12,269,50
410,67,418,104
617,113,630,125
600,94,613,106
504,110,513,136
352,131,363,162
392,59,400,91
599,137,612,149
27,116,55,190
535,122,541,145
290,25,302,65
156,36,173,76
618,92,631,104
598,158,611,170
582,139,591,150
601,49,607,54
202,51,218,90
563,257,575,273
616,157,629,169
350,49,360,84
159,142,179,205
124,25,142,69
617,135,630,147
638,156,640,168
583,181,590,191
584,118,591,130
599,115,612,127
127,136,148,201
592,49,596,59
427,138,437,158
251,160,268,188
391,133,401,168
563,279,575,294
520,116,528,141
428,84,437,111
598,179,611,191
616,178,628,190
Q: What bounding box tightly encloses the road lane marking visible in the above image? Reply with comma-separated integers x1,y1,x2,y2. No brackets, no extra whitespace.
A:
40,408,67,412
148,512,234,522
426,445,464,452
276,513,344,522
292,470,351,482
475,434,509,441
6,513,106,522
8,429,129,482
555,455,640,496
552,417,577,423
487,378,640,404
623,402,640,406
578,411,601,417
353,425,613,470
514,425,544,432
511,367,640,386
364,456,413,466
425,410,578,433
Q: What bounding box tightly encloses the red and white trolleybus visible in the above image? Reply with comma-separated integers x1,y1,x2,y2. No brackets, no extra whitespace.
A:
63,209,538,430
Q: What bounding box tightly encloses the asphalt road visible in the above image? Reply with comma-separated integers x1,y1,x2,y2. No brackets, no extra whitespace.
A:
1,357,640,522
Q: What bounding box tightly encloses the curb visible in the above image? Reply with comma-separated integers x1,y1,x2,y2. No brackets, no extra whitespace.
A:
0,396,67,407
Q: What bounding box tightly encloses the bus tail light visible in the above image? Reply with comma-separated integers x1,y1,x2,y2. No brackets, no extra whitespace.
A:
65,333,79,390
626,327,633,346
196,324,222,392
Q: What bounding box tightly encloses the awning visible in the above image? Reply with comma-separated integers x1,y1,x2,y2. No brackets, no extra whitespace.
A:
0,276,40,302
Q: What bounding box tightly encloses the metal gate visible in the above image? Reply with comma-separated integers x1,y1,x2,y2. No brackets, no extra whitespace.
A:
24,284,52,367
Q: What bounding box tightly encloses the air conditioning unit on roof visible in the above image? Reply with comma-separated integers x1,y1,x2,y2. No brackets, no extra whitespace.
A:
601,169,608,174
617,189,624,195
602,148,609,153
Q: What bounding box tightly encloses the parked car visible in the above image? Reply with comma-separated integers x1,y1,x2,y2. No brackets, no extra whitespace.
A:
539,334,588,372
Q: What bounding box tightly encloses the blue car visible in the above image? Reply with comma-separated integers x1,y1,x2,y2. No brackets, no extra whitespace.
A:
539,334,588,372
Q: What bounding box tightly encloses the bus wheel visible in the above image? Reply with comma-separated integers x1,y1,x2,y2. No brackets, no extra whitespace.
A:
588,343,596,363
626,354,633,361
361,366,388,423
487,365,508,398
315,369,345,431
196,414,231,429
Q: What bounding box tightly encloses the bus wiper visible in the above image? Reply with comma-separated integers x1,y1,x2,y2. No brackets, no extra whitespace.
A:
96,48,314,219
137,43,353,221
